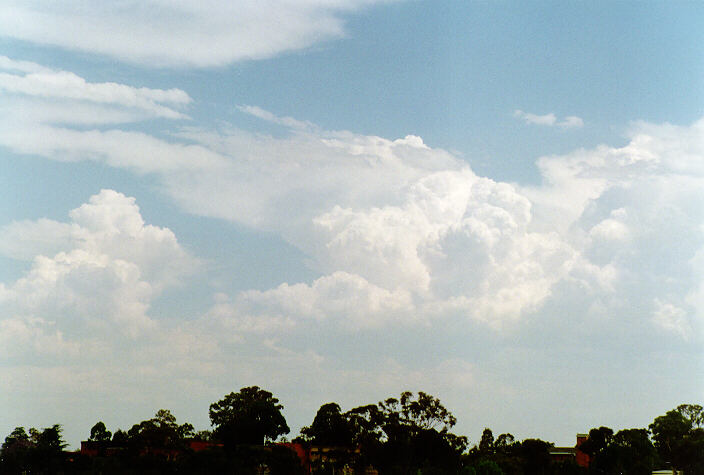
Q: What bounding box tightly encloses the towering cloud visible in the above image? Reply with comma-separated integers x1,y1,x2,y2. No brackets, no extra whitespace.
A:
1,59,702,336
0,190,197,344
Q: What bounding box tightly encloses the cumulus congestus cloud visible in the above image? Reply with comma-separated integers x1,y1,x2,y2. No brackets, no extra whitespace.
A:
0,52,702,451
0,190,198,348
1,57,703,339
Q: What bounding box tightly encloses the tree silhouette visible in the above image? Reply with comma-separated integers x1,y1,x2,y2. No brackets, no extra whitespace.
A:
300,402,354,446
650,404,704,474
209,386,290,447
89,421,112,442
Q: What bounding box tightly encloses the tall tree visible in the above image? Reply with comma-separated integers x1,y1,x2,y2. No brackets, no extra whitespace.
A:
89,421,112,442
127,409,193,449
28,425,67,473
494,433,516,453
35,425,67,452
370,391,467,472
650,404,704,474
675,404,703,428
581,426,657,475
479,428,495,454
300,402,354,446
378,391,458,433
209,386,290,447
610,428,658,475
1,427,32,472
1,427,30,452
578,426,614,459
518,438,553,475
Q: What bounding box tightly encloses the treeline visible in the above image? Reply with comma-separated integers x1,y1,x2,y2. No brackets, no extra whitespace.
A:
1,387,702,474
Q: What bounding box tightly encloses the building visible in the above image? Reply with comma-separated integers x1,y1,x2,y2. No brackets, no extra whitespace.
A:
548,433,591,468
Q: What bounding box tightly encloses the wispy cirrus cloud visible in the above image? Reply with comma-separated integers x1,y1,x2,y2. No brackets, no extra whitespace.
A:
238,104,314,130
513,109,584,129
0,1,393,68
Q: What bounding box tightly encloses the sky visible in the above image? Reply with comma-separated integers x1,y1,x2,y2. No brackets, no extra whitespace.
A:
0,0,703,449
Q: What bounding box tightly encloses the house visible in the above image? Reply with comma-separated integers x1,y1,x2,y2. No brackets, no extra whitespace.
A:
548,433,591,468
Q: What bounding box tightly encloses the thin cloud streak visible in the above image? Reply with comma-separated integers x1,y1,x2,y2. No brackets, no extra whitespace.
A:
513,109,584,129
0,57,191,121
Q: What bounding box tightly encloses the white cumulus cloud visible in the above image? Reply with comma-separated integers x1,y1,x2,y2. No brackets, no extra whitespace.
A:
236,271,416,329
652,299,691,339
1,62,702,337
0,190,197,340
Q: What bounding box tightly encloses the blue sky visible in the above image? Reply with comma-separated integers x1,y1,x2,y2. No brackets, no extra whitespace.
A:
1,1,703,448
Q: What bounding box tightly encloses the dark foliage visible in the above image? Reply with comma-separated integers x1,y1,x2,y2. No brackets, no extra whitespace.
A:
0,424,67,474
1,396,702,475
650,404,704,475
209,386,290,447
300,402,354,446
